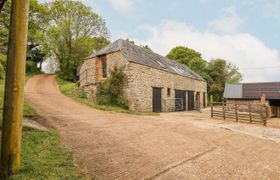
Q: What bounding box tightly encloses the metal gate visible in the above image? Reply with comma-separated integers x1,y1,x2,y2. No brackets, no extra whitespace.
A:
175,90,186,111
175,98,184,111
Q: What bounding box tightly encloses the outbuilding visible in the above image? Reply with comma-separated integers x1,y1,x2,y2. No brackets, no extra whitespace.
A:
79,39,207,112
224,82,280,117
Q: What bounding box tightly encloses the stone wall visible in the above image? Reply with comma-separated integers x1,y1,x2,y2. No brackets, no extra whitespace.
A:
79,58,97,87
79,52,129,98
124,62,207,112
80,51,207,112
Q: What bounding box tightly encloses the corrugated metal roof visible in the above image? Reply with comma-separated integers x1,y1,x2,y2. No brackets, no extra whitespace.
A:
243,82,280,99
224,82,280,100
224,84,243,99
87,39,205,81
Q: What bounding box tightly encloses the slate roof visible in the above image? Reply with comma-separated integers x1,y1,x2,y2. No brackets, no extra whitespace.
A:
224,82,280,100
87,39,205,81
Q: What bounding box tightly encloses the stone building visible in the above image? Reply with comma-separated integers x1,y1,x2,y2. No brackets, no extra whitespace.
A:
79,39,207,112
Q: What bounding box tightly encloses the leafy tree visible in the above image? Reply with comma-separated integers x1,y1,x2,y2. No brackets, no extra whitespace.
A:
0,0,10,54
0,0,47,72
167,46,242,102
45,0,109,81
207,59,242,101
166,46,202,65
0,0,6,12
92,37,110,51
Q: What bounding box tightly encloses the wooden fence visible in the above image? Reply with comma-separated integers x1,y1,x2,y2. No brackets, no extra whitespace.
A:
211,102,269,126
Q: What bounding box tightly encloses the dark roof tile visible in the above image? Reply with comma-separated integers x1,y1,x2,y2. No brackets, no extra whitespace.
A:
88,39,205,81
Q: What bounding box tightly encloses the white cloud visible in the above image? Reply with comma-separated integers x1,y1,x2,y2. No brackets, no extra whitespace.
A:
131,20,280,82
109,0,133,14
208,6,242,33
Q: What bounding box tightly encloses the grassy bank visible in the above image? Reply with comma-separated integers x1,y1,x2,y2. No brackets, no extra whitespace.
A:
0,79,85,179
1,131,84,179
0,79,37,128
57,78,158,116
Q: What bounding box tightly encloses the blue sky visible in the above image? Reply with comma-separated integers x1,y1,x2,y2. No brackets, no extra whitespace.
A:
43,0,280,82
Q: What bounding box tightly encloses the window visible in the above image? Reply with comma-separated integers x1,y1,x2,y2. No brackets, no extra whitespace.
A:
167,88,171,97
101,57,107,78
155,60,166,69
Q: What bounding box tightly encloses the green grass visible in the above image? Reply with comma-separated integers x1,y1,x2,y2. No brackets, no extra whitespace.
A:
0,78,85,179
57,78,159,116
0,79,37,128
1,131,85,180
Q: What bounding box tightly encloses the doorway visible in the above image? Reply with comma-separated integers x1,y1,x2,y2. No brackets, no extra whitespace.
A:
187,91,195,111
152,87,162,112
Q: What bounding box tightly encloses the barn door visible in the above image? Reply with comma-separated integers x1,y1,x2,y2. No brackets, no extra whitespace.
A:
153,87,162,112
175,90,186,111
188,91,195,111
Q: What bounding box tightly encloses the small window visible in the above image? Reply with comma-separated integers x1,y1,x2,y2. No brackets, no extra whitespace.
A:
155,60,166,69
101,57,107,78
167,88,171,97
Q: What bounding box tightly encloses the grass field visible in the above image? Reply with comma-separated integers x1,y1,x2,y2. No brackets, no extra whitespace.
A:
57,77,158,116
0,79,85,179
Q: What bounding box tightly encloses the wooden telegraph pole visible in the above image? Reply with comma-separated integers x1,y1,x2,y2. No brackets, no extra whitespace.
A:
1,0,29,175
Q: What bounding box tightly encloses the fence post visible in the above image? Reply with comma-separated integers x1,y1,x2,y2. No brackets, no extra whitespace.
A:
248,104,252,123
265,106,268,126
210,95,213,118
235,104,238,122
222,102,226,120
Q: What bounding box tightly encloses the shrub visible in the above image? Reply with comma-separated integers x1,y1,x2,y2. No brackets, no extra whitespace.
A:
96,67,128,109
26,60,40,75
77,90,87,99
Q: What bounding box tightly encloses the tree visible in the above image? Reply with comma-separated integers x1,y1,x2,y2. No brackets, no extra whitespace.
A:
166,46,202,65
0,0,6,12
0,0,47,71
45,0,109,81
92,37,110,51
0,0,10,54
207,59,242,101
167,46,242,101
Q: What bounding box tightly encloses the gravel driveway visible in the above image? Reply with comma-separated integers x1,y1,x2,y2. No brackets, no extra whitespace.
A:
25,75,280,179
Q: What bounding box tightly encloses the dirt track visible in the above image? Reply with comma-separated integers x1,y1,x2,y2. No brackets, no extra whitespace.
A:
25,75,280,179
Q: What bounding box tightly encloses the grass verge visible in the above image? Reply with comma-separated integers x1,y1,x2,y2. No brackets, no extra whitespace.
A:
0,78,85,179
56,77,158,116
0,131,85,179
0,79,37,128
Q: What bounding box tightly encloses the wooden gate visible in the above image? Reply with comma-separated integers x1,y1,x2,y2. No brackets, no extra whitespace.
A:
211,102,269,126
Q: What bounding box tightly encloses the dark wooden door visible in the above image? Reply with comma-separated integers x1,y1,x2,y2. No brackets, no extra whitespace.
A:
175,90,186,111
188,91,195,111
153,87,162,112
